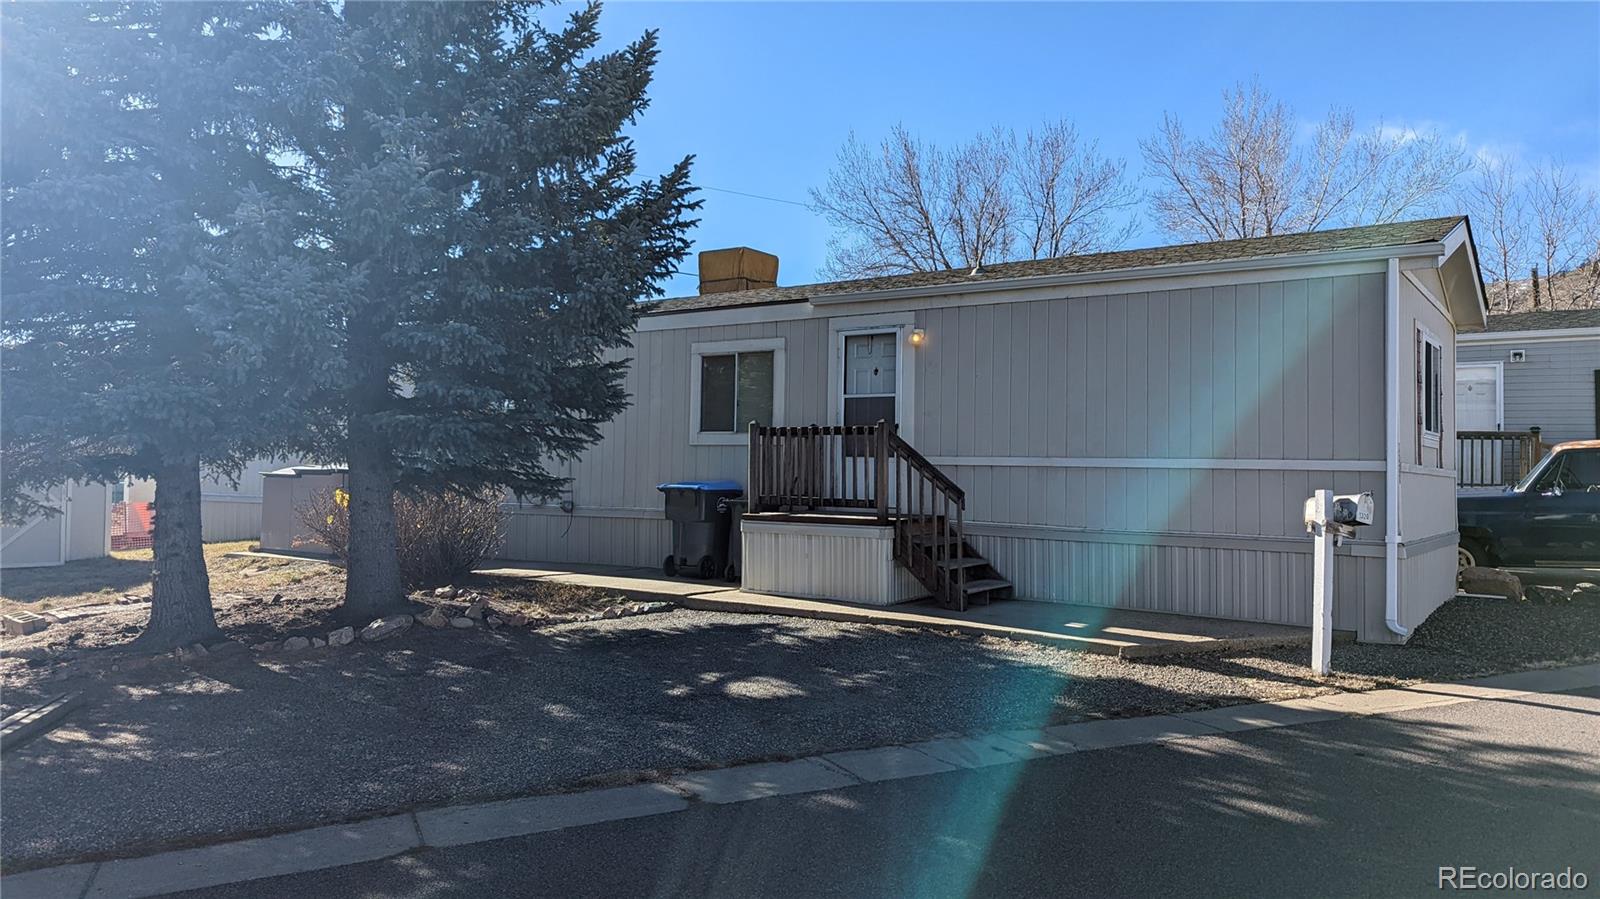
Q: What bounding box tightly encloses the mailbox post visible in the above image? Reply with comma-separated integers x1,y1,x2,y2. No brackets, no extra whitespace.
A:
1302,490,1374,675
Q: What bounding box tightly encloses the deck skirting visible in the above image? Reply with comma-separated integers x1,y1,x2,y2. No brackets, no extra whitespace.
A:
740,519,927,607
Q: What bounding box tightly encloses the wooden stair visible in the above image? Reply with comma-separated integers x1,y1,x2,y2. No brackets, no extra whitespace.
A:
897,517,1012,608
748,421,1010,613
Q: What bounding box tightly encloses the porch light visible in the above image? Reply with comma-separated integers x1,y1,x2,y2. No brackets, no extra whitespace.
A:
909,328,926,347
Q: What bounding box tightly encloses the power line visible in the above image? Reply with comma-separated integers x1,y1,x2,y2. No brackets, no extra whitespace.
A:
701,185,814,209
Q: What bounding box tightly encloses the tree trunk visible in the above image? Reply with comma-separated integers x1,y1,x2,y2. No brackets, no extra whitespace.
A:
133,453,222,651
341,421,406,622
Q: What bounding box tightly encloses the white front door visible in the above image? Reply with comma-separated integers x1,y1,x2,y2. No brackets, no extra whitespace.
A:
1455,363,1502,431
835,330,902,507
1456,362,1504,486
842,331,899,428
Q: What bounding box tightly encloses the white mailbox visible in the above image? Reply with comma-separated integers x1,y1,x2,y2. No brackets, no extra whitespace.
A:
1304,491,1374,543
1303,490,1373,676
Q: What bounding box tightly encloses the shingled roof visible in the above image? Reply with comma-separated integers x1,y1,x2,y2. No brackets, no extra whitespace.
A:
1482,308,1600,332
649,216,1468,315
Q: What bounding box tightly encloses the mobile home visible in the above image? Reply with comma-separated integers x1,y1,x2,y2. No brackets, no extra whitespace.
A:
502,217,1489,644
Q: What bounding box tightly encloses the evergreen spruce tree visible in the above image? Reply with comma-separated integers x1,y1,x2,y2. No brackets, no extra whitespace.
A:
1,3,316,649
266,2,697,619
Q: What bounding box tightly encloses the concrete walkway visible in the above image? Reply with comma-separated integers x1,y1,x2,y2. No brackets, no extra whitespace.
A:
476,561,1328,657
7,663,1596,899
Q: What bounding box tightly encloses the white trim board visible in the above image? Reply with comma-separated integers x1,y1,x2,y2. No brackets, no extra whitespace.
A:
1401,269,1449,321
688,337,787,446
1458,327,1600,344
828,312,918,444
927,456,1385,472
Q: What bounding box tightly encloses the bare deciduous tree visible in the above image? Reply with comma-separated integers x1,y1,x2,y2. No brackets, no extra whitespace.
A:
1141,80,1471,242
1528,162,1599,298
1462,157,1530,310
1010,121,1139,259
811,121,1136,277
1459,156,1600,311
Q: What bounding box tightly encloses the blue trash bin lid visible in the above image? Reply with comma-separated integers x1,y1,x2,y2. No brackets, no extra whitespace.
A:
656,480,743,492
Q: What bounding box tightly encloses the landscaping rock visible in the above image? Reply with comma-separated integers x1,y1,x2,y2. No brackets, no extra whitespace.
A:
1458,566,1523,601
250,642,274,652
327,626,356,646
282,636,312,651
601,606,624,619
1525,584,1571,604
361,615,413,642
1574,582,1600,598
450,616,476,629
463,600,486,620
502,612,530,627
311,637,327,648
486,615,504,629
434,586,459,599
118,593,150,605
206,641,247,656
419,609,450,629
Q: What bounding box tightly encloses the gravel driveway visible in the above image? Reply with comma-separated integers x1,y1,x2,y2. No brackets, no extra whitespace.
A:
2,599,1592,870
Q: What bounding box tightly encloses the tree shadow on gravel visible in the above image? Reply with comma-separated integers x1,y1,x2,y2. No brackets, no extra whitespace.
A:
2,612,1255,870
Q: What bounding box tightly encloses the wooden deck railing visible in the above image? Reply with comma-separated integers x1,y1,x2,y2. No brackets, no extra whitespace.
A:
1456,428,1546,489
747,422,971,608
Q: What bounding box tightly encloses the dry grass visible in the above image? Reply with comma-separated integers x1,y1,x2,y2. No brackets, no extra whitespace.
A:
0,541,345,615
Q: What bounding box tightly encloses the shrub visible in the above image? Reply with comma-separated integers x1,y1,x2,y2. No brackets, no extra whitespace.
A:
297,488,504,588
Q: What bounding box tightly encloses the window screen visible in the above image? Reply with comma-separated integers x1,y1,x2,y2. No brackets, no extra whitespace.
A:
1424,339,1443,435
699,351,774,433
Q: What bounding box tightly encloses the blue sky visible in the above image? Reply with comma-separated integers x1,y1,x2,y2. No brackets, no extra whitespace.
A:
588,2,1600,297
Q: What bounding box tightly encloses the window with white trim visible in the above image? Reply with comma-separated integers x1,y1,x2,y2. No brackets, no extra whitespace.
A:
1418,327,1443,447
690,338,784,445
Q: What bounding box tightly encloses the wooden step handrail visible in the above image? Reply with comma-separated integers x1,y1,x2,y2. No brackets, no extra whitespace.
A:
747,420,971,609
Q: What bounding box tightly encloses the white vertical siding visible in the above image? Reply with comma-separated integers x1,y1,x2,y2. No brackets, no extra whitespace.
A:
741,521,926,605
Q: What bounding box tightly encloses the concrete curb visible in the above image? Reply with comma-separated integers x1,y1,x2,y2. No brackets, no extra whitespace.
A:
4,662,1596,899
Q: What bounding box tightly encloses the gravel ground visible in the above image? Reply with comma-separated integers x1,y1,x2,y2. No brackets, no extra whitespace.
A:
5,588,1597,871
0,559,616,715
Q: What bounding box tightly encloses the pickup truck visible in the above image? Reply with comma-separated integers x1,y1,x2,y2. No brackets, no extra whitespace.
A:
1458,440,1600,568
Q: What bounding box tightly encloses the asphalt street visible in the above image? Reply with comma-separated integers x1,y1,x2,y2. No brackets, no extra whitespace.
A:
173,685,1600,899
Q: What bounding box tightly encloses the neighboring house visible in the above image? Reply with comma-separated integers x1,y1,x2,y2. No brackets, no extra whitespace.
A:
1456,308,1600,444
0,482,112,569
495,217,1485,644
127,457,306,544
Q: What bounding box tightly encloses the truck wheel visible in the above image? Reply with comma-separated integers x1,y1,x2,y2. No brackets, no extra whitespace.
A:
662,555,678,577
724,563,739,582
697,556,716,579
1458,537,1491,569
